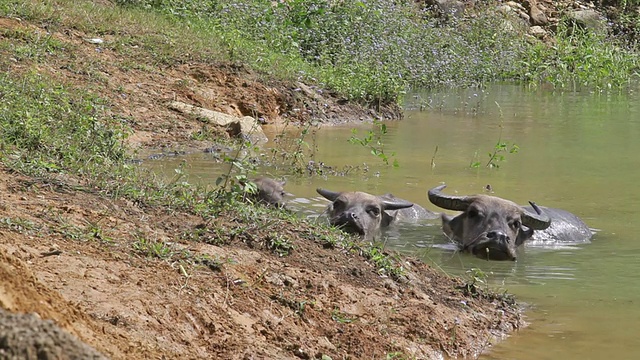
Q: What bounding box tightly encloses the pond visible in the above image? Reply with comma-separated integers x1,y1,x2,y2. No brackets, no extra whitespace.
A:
148,84,640,359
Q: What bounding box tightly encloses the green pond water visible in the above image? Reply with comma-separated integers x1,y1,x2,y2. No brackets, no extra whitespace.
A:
148,84,640,359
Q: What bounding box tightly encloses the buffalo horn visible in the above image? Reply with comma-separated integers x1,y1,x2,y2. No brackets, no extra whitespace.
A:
381,198,414,210
522,201,551,230
427,184,471,211
316,188,341,201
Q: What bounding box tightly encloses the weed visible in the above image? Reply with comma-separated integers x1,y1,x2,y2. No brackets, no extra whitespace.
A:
269,122,319,174
265,232,294,257
385,352,411,360
132,236,174,260
192,253,224,272
470,105,518,169
331,308,357,324
0,217,38,234
271,293,311,317
349,120,399,167
463,267,492,295
359,244,406,279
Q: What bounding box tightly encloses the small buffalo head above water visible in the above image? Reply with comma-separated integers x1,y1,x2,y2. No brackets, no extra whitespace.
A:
317,188,414,241
251,177,287,208
428,184,551,261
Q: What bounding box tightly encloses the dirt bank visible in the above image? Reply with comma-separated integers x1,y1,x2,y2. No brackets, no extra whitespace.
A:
0,166,523,359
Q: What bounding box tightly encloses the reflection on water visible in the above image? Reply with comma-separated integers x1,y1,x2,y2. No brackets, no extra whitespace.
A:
145,84,640,359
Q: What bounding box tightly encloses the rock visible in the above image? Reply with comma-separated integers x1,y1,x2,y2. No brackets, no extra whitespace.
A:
0,309,107,360
526,0,548,26
506,1,525,12
424,0,468,18
528,25,548,39
169,101,268,145
566,9,607,34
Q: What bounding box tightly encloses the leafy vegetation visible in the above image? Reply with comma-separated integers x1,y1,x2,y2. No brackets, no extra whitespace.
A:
4,0,639,107
349,121,399,167
517,21,640,91
470,111,519,169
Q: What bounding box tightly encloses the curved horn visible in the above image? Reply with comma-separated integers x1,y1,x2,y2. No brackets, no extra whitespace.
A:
522,201,551,230
428,185,471,211
381,199,414,211
316,188,341,201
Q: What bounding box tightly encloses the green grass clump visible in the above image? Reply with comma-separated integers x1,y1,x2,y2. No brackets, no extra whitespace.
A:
516,23,640,91
4,0,640,108
0,72,128,176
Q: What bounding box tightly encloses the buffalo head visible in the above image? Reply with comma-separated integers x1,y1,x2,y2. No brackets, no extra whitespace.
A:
428,184,551,261
317,188,414,241
251,177,287,208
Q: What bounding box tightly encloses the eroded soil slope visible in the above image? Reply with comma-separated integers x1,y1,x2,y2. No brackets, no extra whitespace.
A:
0,167,523,359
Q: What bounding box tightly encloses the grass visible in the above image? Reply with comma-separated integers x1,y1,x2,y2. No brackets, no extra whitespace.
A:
516,22,640,91
4,0,638,111
0,217,38,234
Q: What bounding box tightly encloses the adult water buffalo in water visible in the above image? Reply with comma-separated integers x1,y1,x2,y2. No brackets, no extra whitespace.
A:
428,184,592,261
317,188,436,241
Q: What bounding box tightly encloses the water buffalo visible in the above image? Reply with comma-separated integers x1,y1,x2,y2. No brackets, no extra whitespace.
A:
428,184,553,261
250,177,287,208
317,188,436,241
428,184,593,261
521,205,593,244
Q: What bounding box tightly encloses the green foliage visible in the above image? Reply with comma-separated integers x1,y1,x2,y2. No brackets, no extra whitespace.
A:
5,0,640,109
359,243,406,279
517,21,640,90
462,267,491,299
0,72,128,176
132,236,174,259
349,121,398,167
265,232,294,256
0,217,38,234
331,308,357,324
269,122,318,174
470,139,519,169
470,111,518,169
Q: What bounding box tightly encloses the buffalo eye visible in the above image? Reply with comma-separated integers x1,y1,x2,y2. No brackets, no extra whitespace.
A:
467,208,479,218
510,219,521,229
367,206,381,217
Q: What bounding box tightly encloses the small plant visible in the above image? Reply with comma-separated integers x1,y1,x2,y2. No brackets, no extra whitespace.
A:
269,122,319,174
359,243,406,279
0,217,38,234
331,308,357,324
265,232,294,256
192,253,225,272
463,267,492,295
385,352,409,360
470,105,519,169
349,120,398,167
132,236,174,260
271,294,312,317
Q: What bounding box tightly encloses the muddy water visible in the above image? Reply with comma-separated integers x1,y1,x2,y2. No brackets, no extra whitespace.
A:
148,84,640,359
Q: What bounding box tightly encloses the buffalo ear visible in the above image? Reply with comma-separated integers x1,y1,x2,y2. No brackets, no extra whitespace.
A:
442,213,464,242
381,212,395,228
516,226,534,246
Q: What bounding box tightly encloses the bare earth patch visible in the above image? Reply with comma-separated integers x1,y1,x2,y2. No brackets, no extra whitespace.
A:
1,8,524,359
